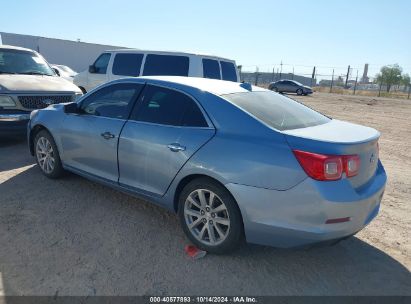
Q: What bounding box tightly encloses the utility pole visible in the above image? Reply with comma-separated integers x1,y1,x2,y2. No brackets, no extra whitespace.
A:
345,65,351,88
271,66,275,82
330,69,334,93
353,70,358,95
279,61,283,80
311,66,316,87
292,66,294,80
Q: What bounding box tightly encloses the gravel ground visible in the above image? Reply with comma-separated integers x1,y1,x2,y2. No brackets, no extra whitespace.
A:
0,92,410,296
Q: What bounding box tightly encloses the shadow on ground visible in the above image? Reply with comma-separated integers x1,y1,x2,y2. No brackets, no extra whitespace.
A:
0,142,410,296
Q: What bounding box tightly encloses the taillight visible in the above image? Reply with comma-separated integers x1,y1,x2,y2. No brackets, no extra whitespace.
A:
293,150,360,181
343,155,360,177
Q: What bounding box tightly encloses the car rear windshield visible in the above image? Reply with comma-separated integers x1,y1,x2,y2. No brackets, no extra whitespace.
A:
222,91,330,131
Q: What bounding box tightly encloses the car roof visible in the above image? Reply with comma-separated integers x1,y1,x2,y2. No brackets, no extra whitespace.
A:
118,76,266,96
104,49,235,62
0,44,36,52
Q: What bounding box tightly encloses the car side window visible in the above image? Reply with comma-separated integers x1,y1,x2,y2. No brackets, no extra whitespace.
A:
80,83,143,119
131,85,208,127
220,61,238,82
112,53,144,76
142,54,189,76
93,53,111,74
202,59,221,79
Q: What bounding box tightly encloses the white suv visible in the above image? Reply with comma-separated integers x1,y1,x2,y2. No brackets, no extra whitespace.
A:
73,50,240,93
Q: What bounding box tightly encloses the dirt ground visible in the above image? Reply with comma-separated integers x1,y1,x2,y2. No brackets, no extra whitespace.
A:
0,92,410,296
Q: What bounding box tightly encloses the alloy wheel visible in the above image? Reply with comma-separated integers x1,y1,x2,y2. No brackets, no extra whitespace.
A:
36,136,55,174
184,189,230,246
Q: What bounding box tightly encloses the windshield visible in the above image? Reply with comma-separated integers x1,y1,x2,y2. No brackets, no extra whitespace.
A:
56,65,76,75
222,91,330,131
0,49,55,76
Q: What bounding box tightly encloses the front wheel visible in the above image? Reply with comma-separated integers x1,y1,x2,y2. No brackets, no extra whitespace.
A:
34,130,64,178
297,88,303,95
178,178,243,254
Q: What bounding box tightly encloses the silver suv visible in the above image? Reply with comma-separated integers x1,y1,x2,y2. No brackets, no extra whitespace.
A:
0,45,82,136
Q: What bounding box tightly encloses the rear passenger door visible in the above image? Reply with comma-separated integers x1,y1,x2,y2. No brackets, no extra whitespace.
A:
118,84,215,196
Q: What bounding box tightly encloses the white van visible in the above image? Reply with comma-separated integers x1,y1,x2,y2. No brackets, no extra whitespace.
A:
73,50,240,93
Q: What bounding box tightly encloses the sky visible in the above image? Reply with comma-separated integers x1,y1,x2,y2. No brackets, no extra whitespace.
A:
1,0,410,79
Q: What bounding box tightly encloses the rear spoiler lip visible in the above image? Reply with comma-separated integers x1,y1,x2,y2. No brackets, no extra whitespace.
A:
281,119,380,145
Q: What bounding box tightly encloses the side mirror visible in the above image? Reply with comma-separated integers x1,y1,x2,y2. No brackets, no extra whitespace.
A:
64,102,80,114
53,68,60,76
88,65,96,73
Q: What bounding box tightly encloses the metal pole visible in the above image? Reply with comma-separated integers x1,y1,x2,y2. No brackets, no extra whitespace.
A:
279,61,283,80
255,67,259,86
345,65,350,88
292,67,294,80
311,66,316,87
330,69,334,93
353,70,358,95
271,67,275,82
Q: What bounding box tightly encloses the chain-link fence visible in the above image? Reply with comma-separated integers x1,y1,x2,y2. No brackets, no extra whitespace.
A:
239,63,411,99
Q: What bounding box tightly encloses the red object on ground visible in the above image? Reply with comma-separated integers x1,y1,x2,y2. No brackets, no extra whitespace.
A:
185,245,207,259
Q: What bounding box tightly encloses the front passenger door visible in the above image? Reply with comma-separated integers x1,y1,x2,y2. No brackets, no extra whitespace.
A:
60,83,144,182
87,53,111,91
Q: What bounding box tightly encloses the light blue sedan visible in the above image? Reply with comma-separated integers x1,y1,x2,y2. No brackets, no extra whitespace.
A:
28,76,387,253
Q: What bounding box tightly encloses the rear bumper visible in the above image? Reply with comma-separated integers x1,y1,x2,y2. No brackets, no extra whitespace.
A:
226,161,387,248
0,113,30,136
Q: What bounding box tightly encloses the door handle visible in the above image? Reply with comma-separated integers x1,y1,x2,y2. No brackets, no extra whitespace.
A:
167,143,186,152
101,131,115,140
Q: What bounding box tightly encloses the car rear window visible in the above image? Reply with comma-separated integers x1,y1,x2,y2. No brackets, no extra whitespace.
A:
202,59,221,79
220,61,237,82
112,53,144,76
142,54,189,76
222,91,330,131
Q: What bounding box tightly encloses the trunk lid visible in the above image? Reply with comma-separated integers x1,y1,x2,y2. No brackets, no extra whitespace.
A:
283,119,380,189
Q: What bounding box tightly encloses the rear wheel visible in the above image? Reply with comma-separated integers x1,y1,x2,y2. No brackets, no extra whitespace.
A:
297,88,303,95
274,87,279,92
178,178,243,254
34,130,64,178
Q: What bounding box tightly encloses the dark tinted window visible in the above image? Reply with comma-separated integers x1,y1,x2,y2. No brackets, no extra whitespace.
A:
142,54,189,76
202,59,221,79
93,53,111,74
222,91,329,131
220,61,237,82
80,83,143,119
132,85,207,127
112,53,143,76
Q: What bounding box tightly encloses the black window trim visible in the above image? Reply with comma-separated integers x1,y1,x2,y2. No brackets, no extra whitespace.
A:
75,81,145,121
130,83,214,129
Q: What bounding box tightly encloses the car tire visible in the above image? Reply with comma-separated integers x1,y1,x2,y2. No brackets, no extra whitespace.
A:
297,88,303,95
274,87,279,92
34,130,64,179
178,177,244,254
